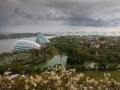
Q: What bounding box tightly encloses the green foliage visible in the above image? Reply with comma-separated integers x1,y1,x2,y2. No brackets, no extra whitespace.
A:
50,36,120,71
1,66,120,90
0,44,59,74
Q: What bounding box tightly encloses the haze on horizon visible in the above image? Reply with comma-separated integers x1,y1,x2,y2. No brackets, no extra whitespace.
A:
1,0,120,33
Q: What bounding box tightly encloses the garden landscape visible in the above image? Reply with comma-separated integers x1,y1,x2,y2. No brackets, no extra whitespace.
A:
0,34,120,90
1,0,120,89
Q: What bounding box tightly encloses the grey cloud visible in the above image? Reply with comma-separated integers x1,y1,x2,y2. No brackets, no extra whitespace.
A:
19,0,29,3
14,8,19,14
37,15,45,20
14,8,33,19
63,16,108,27
1,0,120,32
38,0,120,27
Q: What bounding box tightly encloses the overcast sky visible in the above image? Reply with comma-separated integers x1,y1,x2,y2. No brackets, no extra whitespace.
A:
1,0,120,33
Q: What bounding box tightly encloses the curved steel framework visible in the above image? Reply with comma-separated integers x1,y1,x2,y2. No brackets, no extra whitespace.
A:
36,34,50,45
10,40,41,52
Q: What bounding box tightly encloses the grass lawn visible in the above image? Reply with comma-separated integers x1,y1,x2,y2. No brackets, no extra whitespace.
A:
79,71,120,82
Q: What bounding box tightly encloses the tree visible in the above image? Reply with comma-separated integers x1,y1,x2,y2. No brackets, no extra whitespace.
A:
99,37,106,41
98,62,106,70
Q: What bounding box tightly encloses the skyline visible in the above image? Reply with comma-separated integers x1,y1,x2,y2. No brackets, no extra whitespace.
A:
1,0,120,33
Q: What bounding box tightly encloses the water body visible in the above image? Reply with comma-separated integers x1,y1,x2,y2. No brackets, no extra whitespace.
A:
35,54,67,69
0,36,54,54
34,55,96,70
55,32,120,36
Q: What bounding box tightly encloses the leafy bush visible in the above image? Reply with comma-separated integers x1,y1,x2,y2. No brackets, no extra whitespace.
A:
0,65,120,90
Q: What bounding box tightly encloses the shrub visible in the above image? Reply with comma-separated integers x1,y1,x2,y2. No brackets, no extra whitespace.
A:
0,65,120,90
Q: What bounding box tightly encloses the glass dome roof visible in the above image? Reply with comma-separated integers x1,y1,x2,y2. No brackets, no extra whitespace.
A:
36,34,50,45
10,40,41,52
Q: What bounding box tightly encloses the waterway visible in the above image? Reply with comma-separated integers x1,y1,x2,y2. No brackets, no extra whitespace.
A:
34,54,96,70
35,54,67,69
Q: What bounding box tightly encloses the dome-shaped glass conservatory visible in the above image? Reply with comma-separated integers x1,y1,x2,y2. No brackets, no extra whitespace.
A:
36,34,50,45
10,40,41,52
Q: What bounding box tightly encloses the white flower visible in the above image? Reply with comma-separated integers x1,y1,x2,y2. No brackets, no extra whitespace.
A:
70,85,77,90
25,84,30,90
105,88,109,90
116,82,120,86
11,80,15,85
25,79,29,84
108,73,110,77
83,87,88,90
9,86,11,89
98,86,101,90
7,77,12,81
100,79,103,82
30,81,37,87
4,71,11,76
35,75,42,83
89,86,93,90
30,76,34,80
50,71,56,76
51,75,60,81
8,68,11,71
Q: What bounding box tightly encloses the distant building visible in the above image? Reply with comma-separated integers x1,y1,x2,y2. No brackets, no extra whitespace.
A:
99,41,107,48
112,39,117,45
36,34,50,45
10,40,41,52
109,43,116,48
90,42,100,48
86,37,93,43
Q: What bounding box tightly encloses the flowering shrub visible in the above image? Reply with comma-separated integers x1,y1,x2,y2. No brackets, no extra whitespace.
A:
0,65,120,90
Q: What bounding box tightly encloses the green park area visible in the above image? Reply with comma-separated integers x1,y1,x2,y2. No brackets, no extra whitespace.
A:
81,71,120,82
1,35,120,89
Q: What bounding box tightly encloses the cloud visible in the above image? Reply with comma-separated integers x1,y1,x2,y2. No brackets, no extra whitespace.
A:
1,0,120,32
14,8,33,19
41,0,120,27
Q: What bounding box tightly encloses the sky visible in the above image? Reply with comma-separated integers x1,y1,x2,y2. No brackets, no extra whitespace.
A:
1,0,120,33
